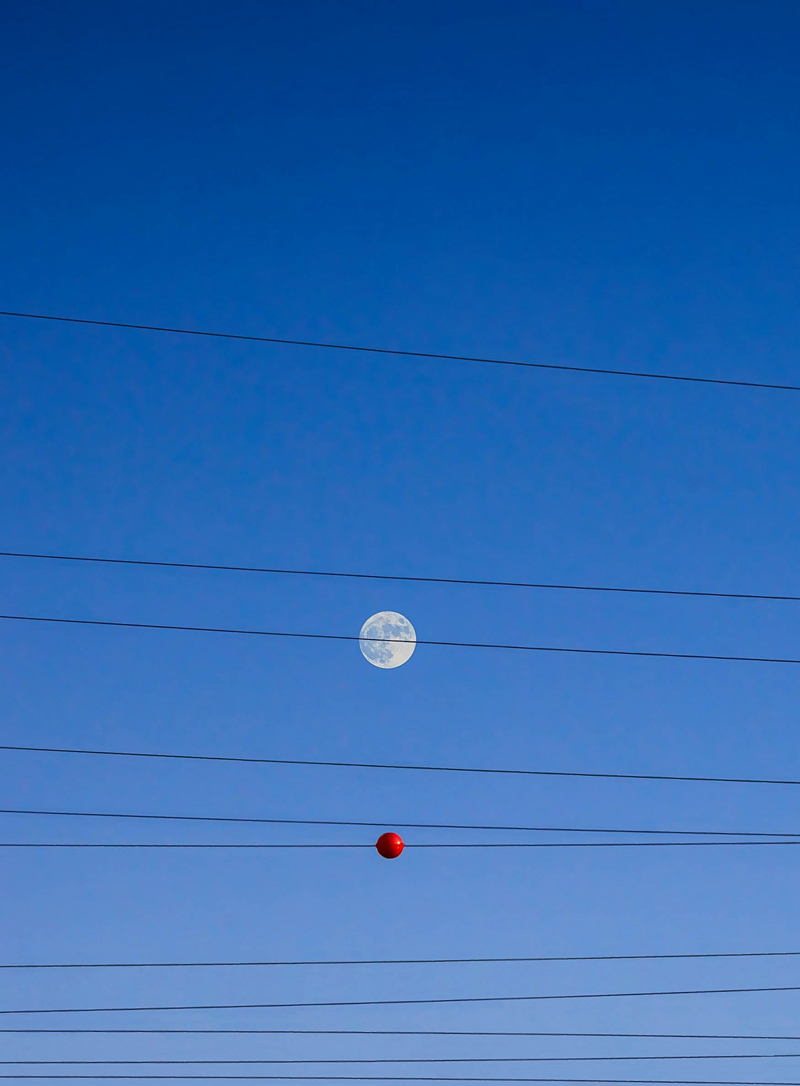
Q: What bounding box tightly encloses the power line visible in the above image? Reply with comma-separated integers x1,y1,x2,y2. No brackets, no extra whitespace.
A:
2,840,799,849
2,807,796,839
7,1058,800,1067
3,1031,800,1040
3,742,799,789
1,309,798,393
3,612,800,667
0,843,361,849
3,550,798,606
5,1076,800,1083
4,949,799,971
3,984,799,1016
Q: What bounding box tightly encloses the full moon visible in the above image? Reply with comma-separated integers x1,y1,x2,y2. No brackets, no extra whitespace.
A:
359,611,416,669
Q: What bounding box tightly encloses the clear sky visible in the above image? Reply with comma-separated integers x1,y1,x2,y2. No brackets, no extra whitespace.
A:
2,0,800,1078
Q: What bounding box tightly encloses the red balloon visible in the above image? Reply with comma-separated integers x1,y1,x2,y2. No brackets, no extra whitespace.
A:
375,831,404,859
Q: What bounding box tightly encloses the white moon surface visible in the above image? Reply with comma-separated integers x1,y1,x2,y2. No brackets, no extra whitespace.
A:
359,611,416,669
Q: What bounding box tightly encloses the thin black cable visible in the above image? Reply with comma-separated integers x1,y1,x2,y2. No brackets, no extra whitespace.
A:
7,1059,800,1067
7,1076,800,1084
3,1031,800,1041
3,612,800,666
1,309,798,392
3,983,799,1015
0,843,371,849
3,807,797,839
4,949,799,971
3,840,800,849
3,550,799,606
2,742,799,789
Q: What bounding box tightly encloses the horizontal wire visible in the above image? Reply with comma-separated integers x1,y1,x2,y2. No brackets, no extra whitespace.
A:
6,1059,800,1067
5,1076,800,1083
0,843,368,849
3,309,799,392
2,742,799,789
4,949,798,971
3,983,799,1016
2,807,796,839
3,841,800,849
3,612,800,666
3,550,798,606
3,1031,800,1041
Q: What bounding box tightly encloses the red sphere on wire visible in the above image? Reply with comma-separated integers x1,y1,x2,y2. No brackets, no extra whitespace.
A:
375,832,404,859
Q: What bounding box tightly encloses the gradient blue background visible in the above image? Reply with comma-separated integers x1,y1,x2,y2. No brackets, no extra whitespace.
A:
2,0,800,1077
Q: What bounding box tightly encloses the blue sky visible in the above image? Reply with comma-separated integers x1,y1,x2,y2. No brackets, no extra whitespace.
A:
2,0,800,1076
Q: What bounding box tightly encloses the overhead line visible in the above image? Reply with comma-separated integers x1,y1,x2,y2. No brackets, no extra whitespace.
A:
3,984,799,1016
3,742,799,789
3,840,800,849
4,308,798,393
1,309,798,392
2,807,796,839
8,1058,800,1067
7,1076,800,1083
3,550,798,605
4,1031,800,1040
4,949,799,970
0,843,358,849
3,612,800,667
